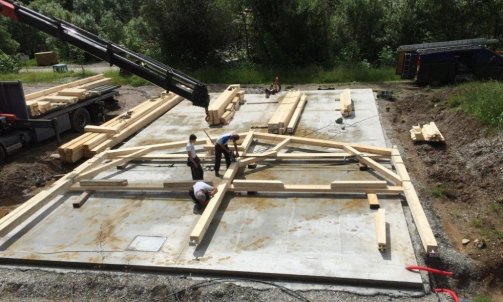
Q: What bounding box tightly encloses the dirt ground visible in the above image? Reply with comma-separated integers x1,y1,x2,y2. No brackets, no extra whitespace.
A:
0,82,502,301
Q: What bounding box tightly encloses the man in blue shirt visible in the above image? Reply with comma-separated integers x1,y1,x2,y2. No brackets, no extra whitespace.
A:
214,132,240,177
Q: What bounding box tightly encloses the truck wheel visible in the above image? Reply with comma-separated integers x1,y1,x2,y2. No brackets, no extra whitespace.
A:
0,145,6,165
70,108,91,132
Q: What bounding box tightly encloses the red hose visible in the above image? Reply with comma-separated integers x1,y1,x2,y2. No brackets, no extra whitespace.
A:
434,288,460,302
406,265,453,276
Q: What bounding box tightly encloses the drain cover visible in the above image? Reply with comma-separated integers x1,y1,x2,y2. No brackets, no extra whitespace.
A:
127,236,166,252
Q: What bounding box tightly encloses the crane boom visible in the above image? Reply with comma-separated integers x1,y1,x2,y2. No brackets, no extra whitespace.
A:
0,0,210,109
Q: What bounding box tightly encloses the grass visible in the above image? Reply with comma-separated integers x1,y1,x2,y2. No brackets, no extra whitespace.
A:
192,65,399,84
103,65,398,86
471,218,485,228
0,70,96,83
448,81,503,128
103,70,149,87
473,294,494,302
430,184,449,198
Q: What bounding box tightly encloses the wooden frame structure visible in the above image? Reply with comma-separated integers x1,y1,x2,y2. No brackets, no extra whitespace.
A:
0,132,439,257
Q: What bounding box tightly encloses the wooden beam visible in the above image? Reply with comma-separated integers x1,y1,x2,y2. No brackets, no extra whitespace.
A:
367,193,380,209
80,179,128,187
330,181,387,189
391,146,438,256
233,179,284,189
84,125,118,134
286,94,307,134
343,145,401,185
253,132,393,156
24,74,104,100
163,180,213,189
339,89,353,117
190,159,240,245
375,208,386,252
238,150,277,167
72,191,93,208
230,183,403,194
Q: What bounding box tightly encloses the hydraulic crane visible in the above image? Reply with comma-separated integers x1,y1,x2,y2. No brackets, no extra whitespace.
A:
0,0,210,110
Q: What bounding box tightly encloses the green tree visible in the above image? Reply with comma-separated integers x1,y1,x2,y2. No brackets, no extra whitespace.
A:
141,0,236,67
0,20,19,55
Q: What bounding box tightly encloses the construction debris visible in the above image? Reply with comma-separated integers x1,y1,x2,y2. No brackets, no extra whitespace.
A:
339,89,353,117
207,85,245,126
24,74,113,117
268,91,305,134
58,92,183,163
410,122,445,142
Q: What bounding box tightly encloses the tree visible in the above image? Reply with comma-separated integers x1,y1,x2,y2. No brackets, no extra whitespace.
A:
141,0,236,67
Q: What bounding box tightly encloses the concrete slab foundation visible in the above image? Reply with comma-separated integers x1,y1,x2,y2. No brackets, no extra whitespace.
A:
0,89,424,290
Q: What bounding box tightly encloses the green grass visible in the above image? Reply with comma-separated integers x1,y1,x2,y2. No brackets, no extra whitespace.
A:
104,65,398,86
0,70,96,83
471,218,485,228
103,70,150,87
473,294,494,302
448,81,503,128
430,184,449,198
192,65,398,84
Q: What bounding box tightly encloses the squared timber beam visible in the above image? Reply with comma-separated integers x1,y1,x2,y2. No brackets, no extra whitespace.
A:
375,208,386,252
391,146,438,257
343,145,402,185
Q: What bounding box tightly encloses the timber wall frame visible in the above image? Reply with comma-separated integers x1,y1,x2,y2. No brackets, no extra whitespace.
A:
0,131,438,257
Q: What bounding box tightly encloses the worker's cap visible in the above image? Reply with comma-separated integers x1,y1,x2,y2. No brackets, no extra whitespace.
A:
195,191,207,202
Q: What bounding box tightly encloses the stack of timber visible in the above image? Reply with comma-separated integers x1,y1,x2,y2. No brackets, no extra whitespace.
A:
339,89,352,117
207,85,245,126
25,74,113,117
58,92,183,163
286,94,307,134
268,91,304,134
410,122,445,142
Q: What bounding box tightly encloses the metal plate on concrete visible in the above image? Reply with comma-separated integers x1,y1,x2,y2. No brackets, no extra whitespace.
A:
127,235,166,252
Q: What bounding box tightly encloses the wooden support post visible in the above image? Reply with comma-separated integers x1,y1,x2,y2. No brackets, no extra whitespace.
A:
391,146,438,256
367,193,380,209
72,191,93,208
339,89,353,117
343,145,402,185
375,208,386,252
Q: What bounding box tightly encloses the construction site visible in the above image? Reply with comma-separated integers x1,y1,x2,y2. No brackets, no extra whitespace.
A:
1,1,503,302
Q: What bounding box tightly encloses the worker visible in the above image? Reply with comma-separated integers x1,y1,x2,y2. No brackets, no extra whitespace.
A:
265,75,280,98
189,181,218,209
186,134,203,180
214,132,240,177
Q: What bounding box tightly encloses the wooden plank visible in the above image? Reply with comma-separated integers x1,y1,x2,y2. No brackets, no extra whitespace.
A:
57,88,87,98
163,180,213,189
253,132,393,156
343,145,401,185
207,84,240,125
25,74,104,100
84,125,118,134
391,146,438,256
88,95,183,154
375,208,386,252
229,184,403,194
238,151,277,167
286,94,307,134
41,95,78,104
340,89,353,117
330,181,387,189
367,193,380,209
72,191,93,208
190,160,240,245
233,180,284,189
80,179,128,186
77,78,113,90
